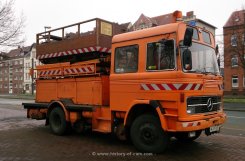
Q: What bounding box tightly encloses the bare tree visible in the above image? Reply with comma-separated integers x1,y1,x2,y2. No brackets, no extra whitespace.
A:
0,0,25,49
224,9,245,70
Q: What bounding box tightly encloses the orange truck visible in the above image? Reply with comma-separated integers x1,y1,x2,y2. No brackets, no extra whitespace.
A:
23,11,226,153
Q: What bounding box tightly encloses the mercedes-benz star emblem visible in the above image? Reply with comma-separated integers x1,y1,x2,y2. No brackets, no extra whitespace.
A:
207,98,213,111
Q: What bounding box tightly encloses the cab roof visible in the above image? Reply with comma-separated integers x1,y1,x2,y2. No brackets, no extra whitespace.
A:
112,22,185,44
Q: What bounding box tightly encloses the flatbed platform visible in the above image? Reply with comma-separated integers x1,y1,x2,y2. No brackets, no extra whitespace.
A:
36,18,128,63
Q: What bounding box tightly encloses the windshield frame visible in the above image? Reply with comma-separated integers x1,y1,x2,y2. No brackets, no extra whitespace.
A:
180,41,220,75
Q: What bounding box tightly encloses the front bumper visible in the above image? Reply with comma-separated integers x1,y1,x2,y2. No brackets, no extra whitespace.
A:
175,113,227,132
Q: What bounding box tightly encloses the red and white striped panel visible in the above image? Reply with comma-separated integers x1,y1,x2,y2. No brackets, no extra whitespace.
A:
37,46,111,59
64,66,95,75
38,69,62,77
182,121,200,128
140,83,203,91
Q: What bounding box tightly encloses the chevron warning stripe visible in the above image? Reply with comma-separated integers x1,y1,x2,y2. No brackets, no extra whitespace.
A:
140,83,203,91
37,46,111,59
182,121,201,127
38,69,62,77
64,66,95,75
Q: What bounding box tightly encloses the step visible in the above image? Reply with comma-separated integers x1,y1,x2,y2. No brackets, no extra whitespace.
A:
93,128,111,133
96,117,111,121
164,114,178,117
92,117,111,133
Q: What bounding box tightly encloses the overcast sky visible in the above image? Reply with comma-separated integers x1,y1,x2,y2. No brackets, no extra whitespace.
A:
13,0,245,46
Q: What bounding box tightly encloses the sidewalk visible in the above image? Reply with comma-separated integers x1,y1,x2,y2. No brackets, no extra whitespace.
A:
224,102,245,112
0,94,35,100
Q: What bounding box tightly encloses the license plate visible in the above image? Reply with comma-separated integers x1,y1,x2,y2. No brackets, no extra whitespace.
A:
210,125,220,133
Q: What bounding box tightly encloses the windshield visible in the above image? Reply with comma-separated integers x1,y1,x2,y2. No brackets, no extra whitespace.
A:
181,42,220,74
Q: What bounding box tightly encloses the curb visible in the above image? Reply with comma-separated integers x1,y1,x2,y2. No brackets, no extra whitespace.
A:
224,109,245,112
0,96,35,100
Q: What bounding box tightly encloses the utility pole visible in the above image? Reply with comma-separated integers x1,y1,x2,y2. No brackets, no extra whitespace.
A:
31,58,34,95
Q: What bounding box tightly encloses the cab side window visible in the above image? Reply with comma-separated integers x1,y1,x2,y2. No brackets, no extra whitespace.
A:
202,31,211,44
146,40,175,70
115,45,138,73
192,28,199,40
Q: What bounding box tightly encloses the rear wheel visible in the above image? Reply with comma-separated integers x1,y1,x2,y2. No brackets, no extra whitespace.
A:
175,130,202,142
49,108,69,135
130,114,169,153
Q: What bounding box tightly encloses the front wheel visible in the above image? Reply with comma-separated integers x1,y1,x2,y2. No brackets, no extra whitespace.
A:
130,114,169,153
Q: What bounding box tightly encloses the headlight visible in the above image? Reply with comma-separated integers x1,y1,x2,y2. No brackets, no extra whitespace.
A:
187,106,196,114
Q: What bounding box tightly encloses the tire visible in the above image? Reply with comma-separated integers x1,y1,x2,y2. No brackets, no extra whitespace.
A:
175,130,202,142
49,108,69,135
130,114,169,153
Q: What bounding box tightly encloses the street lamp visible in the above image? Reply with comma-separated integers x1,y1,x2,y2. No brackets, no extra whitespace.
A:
44,26,51,32
44,26,51,42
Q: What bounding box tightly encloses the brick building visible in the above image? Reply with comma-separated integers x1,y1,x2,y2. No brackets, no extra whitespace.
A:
0,45,39,94
23,44,40,94
0,47,27,94
131,11,216,35
223,10,245,95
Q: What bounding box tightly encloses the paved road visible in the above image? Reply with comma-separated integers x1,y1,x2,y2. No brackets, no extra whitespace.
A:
0,98,244,135
222,111,245,137
0,98,33,105
0,104,44,131
0,99,244,161
224,102,245,111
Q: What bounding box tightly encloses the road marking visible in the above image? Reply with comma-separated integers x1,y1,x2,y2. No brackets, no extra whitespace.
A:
227,116,245,119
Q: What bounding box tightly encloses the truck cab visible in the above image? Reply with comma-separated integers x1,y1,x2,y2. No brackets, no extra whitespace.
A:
110,22,226,152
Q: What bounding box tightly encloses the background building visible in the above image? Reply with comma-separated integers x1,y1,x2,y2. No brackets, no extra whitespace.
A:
183,11,216,35
131,11,216,35
0,47,25,94
24,44,39,94
0,44,39,94
223,10,245,95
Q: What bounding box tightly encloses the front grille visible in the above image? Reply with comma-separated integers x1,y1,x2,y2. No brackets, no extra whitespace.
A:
187,96,221,114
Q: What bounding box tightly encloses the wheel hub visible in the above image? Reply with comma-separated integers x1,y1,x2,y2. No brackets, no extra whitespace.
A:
53,114,61,126
140,124,157,144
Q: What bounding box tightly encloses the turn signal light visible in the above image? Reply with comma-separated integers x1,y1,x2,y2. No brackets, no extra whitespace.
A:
173,10,183,21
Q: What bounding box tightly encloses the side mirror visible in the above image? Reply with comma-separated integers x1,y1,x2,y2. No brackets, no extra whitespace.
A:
184,27,193,47
183,49,192,70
